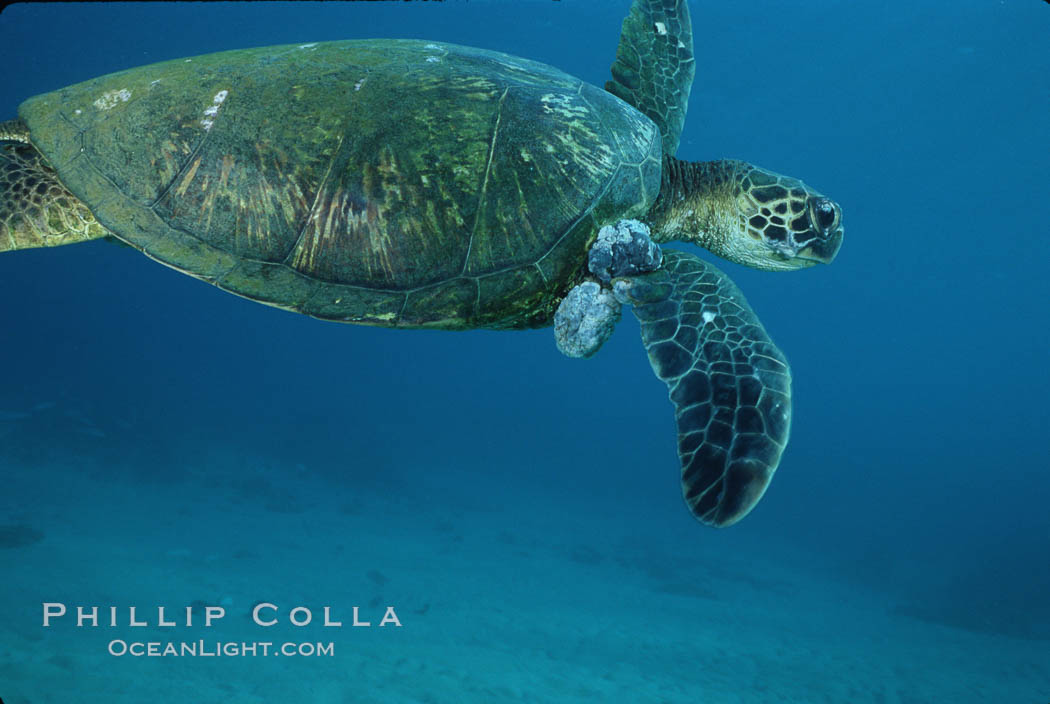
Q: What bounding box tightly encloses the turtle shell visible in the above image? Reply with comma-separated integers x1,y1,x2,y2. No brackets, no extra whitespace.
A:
19,39,662,328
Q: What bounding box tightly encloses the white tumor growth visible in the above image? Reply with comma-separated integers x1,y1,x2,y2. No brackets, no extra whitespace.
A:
554,282,622,359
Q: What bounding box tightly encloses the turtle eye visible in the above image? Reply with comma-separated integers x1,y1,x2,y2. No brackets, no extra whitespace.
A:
808,197,840,233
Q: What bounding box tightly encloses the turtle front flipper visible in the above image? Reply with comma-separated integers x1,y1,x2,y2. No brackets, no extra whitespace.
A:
606,0,694,156
619,250,791,527
0,119,108,253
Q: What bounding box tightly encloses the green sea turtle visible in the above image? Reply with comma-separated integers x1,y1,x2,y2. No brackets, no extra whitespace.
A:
0,0,842,526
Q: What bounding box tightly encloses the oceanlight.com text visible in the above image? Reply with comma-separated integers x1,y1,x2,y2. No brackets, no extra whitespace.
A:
107,640,335,657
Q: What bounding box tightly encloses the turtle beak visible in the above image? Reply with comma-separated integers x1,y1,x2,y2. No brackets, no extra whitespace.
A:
798,224,843,265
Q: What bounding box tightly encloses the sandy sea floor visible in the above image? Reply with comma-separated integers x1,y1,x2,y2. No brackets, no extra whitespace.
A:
1,425,1047,703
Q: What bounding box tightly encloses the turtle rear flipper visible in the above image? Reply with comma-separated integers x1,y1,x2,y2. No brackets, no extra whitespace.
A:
0,120,107,252
606,0,694,156
620,250,792,527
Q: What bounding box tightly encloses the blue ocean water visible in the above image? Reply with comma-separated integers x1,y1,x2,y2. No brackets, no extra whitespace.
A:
0,1,1047,701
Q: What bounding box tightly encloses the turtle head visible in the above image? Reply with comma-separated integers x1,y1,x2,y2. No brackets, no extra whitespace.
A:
732,162,843,270
651,158,844,272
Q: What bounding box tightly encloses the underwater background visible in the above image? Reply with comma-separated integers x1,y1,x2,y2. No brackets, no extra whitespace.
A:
0,1,1047,701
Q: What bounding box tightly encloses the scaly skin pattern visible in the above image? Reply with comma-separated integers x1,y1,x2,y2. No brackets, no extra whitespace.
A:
606,0,694,156
619,250,791,527
17,39,661,329
0,137,107,251
646,157,843,271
